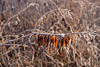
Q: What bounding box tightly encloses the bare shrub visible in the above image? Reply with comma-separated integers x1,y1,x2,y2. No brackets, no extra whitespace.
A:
0,0,100,67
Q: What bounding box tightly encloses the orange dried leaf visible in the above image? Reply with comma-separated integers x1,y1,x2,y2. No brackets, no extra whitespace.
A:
63,38,65,49
38,19,41,24
66,35,70,43
55,37,58,48
43,15,46,18
51,35,54,45
59,39,61,48
72,34,74,42
40,45,43,48
53,36,55,47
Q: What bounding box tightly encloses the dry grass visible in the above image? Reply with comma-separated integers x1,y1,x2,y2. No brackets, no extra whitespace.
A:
0,0,100,67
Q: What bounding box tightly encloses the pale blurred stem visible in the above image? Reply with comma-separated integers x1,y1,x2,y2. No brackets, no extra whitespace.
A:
0,32,99,47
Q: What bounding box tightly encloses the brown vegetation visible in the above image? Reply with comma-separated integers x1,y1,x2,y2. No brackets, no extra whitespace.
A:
0,0,100,67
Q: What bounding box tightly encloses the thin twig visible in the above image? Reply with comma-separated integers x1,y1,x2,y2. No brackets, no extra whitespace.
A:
0,32,99,47
1,3,38,35
49,0,73,30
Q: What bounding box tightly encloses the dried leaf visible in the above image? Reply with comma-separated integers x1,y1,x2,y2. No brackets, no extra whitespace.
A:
63,38,65,49
55,36,58,48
